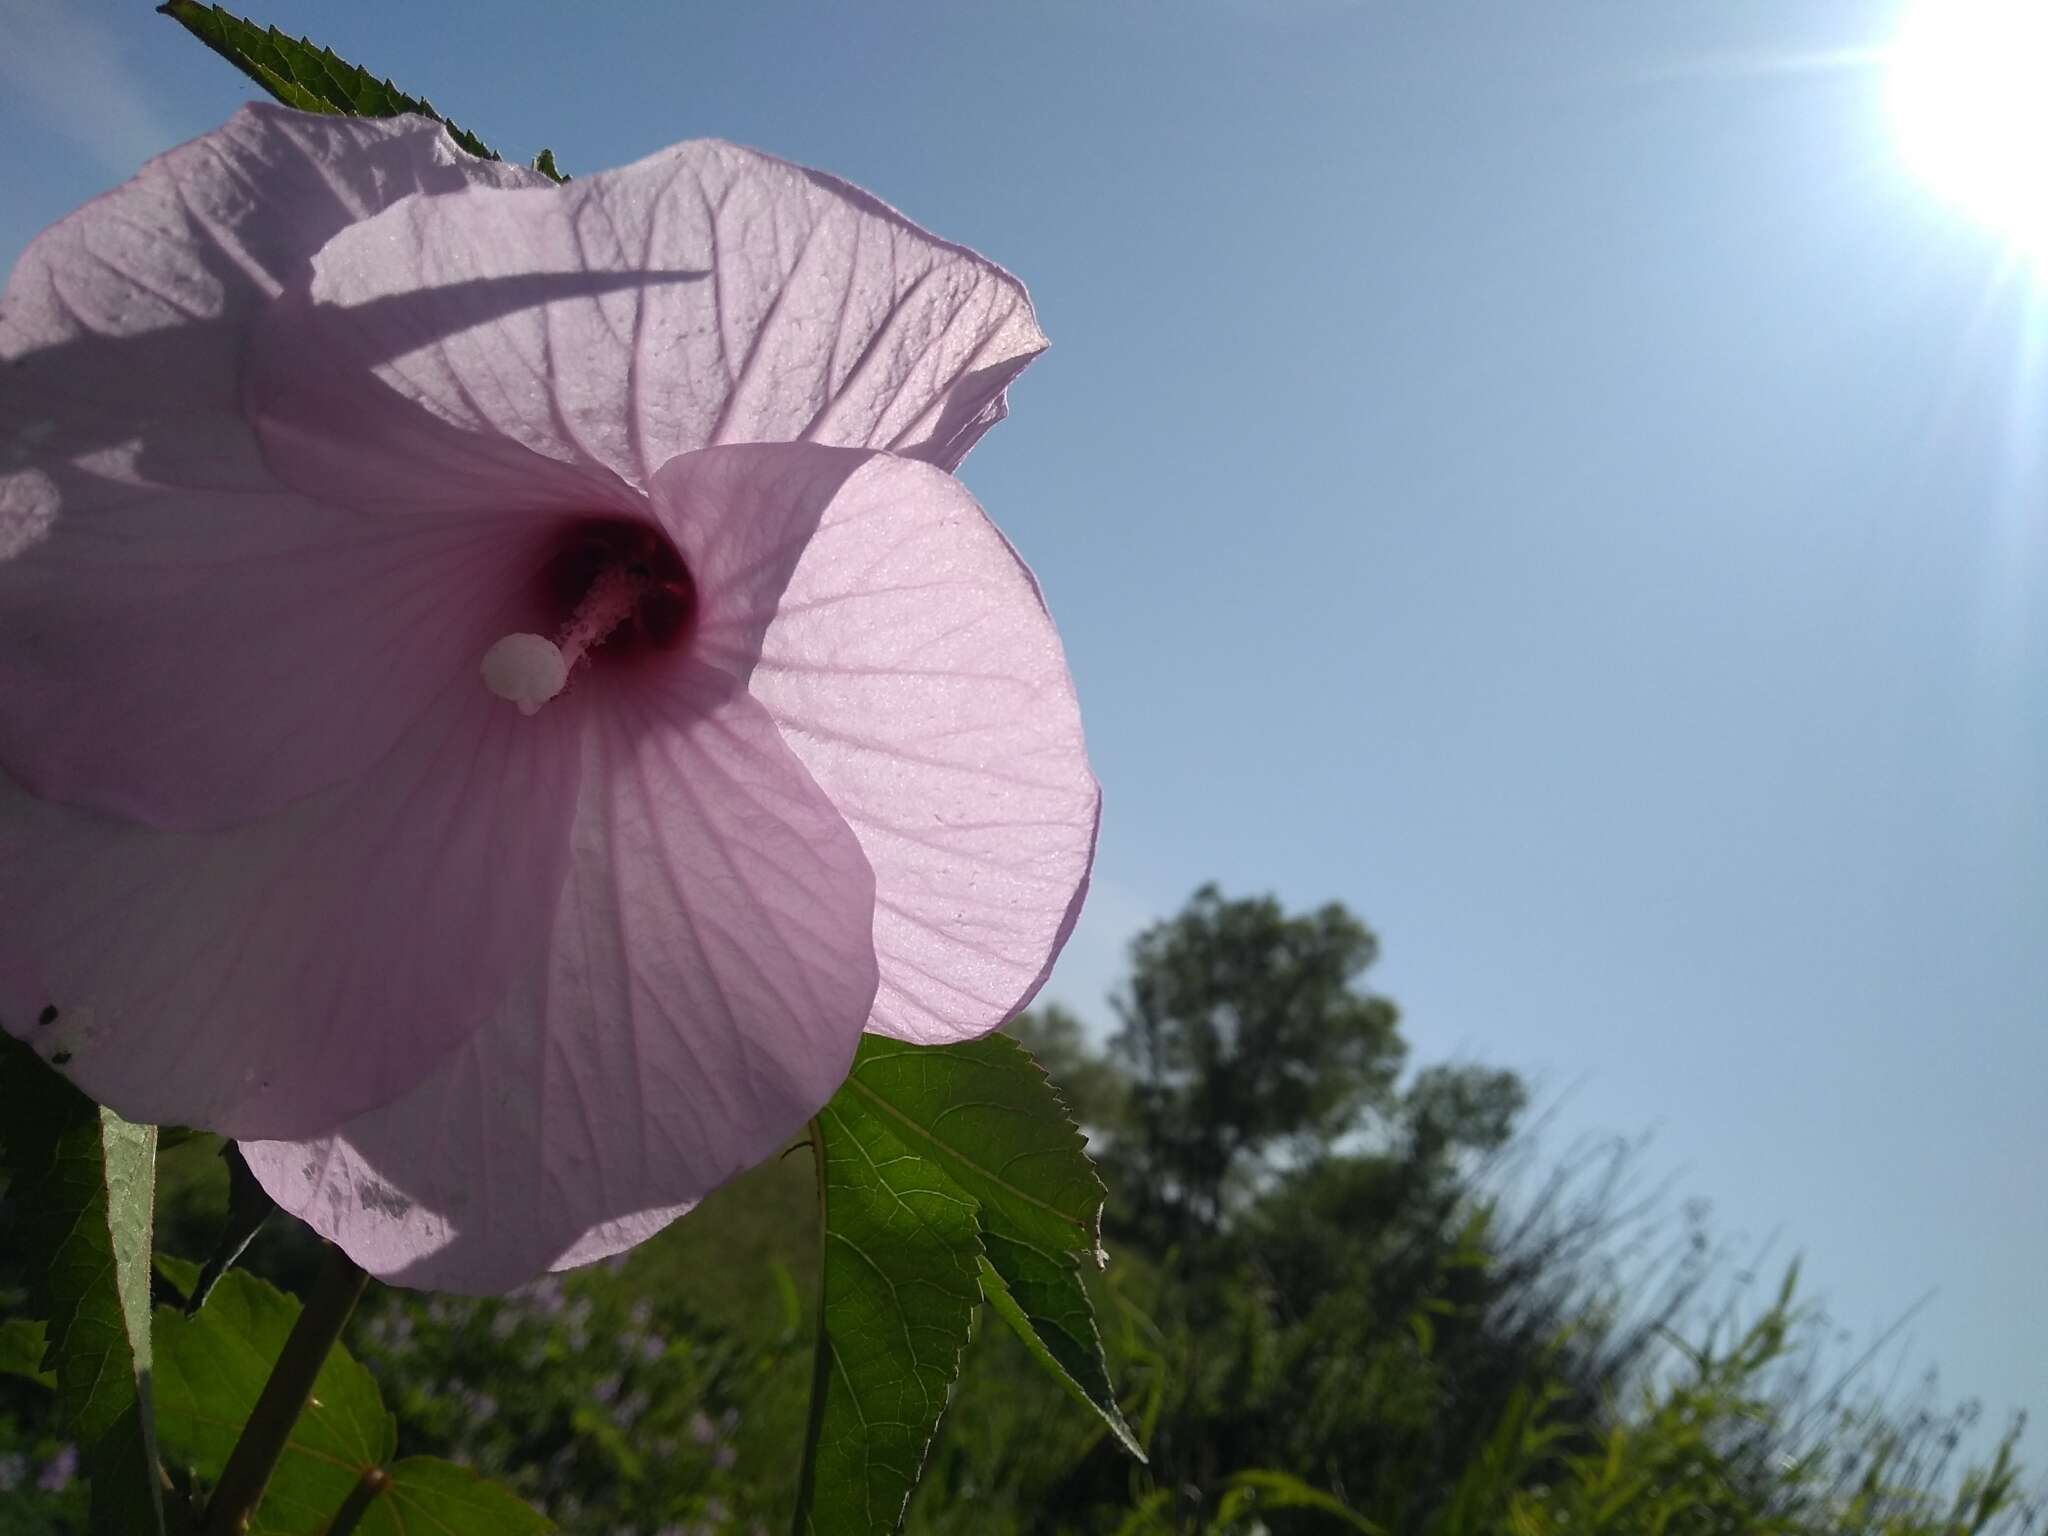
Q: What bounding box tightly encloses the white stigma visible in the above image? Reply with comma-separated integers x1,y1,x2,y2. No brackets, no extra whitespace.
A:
480,565,651,715
481,633,570,715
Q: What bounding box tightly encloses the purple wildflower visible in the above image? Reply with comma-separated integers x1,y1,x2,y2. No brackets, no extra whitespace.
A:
36,1445,78,1494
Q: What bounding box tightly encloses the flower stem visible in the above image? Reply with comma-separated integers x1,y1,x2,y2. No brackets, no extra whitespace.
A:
788,1119,831,1536
199,1242,370,1536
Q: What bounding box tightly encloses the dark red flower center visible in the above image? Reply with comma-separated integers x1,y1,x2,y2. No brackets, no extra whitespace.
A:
541,518,696,660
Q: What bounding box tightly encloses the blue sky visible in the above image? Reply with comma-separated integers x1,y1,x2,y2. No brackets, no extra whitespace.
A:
5,0,2042,1429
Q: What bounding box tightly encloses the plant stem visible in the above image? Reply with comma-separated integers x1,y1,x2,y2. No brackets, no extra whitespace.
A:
788,1117,832,1536
324,1466,391,1536
199,1242,369,1536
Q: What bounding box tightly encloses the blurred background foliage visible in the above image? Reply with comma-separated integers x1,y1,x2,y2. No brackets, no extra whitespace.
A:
1,884,2038,1535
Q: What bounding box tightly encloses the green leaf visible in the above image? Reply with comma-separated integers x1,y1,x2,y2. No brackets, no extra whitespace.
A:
152,1270,549,1535
1110,1488,1176,1536
0,1316,54,1388
976,1257,1140,1455
153,1253,203,1308
1215,1470,1386,1534
0,1034,165,1536
154,1268,394,1535
352,1458,555,1536
796,1088,984,1536
157,1,499,162
793,1034,1138,1535
844,1035,1141,1458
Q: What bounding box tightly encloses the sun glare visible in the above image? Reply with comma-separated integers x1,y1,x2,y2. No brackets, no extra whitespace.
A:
1889,0,2048,260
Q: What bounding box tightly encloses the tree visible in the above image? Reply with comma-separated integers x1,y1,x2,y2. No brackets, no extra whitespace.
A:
936,886,2037,1536
1109,885,1406,1241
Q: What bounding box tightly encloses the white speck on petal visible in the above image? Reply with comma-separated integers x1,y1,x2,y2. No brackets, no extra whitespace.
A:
481,633,569,715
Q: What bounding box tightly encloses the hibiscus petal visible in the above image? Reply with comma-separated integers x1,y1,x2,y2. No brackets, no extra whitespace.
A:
0,672,581,1139
242,665,878,1292
243,138,1046,512
0,508,569,831
654,444,1099,1046
0,105,546,829
543,1212,690,1274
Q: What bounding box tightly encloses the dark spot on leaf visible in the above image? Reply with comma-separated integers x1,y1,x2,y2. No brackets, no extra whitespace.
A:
50,1050,72,1066
37,1004,58,1026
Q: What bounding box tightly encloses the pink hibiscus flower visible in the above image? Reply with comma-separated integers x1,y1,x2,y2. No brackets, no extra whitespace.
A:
0,107,1096,1291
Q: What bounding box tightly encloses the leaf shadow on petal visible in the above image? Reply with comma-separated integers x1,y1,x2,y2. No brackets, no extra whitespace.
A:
244,272,720,522
6,267,706,494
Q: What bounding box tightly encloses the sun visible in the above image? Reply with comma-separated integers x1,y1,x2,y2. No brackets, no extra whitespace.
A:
1889,0,2048,259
